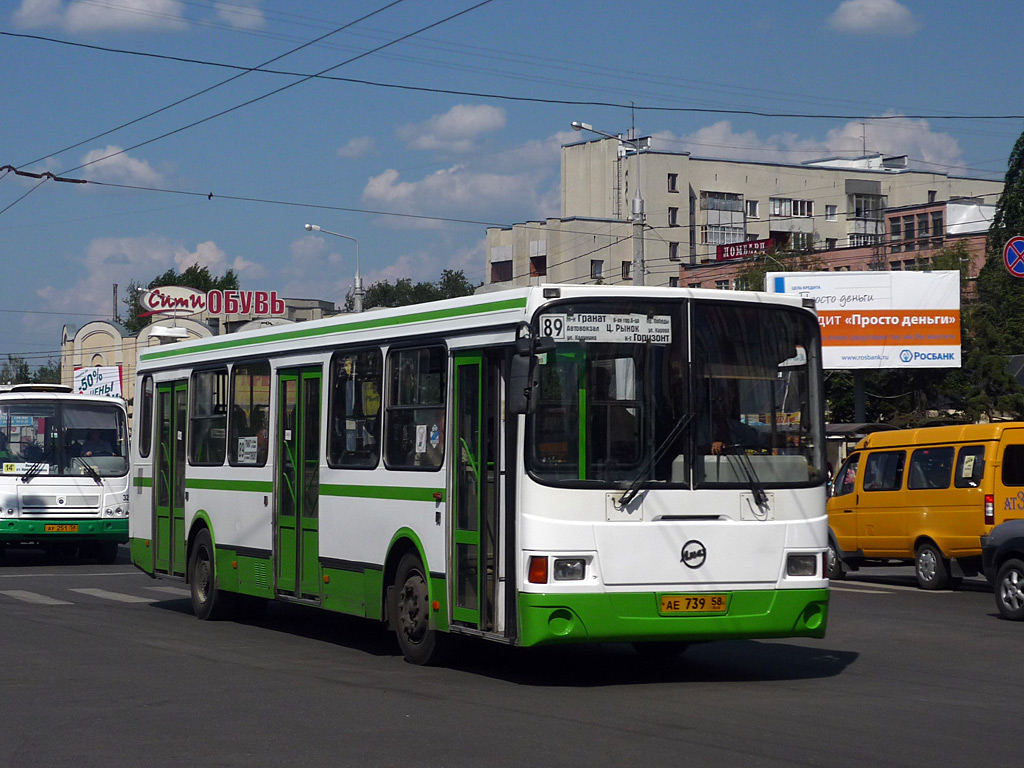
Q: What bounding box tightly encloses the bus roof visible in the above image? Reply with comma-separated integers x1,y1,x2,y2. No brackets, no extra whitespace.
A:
855,422,1024,450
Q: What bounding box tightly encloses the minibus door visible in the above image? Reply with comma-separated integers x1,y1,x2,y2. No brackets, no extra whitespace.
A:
154,381,187,576
451,351,502,632
274,367,322,599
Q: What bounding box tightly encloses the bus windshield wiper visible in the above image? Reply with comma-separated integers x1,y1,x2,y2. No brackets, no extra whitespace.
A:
720,446,769,510
619,412,695,507
20,444,55,483
73,455,103,484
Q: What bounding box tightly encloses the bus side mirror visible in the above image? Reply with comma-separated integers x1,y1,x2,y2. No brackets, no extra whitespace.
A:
508,355,539,415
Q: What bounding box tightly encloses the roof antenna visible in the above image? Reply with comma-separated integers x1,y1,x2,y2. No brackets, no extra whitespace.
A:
631,101,636,142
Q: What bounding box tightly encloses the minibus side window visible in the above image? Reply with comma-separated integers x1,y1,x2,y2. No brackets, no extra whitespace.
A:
908,446,954,490
954,445,985,488
862,450,905,491
834,453,859,497
1002,445,1024,486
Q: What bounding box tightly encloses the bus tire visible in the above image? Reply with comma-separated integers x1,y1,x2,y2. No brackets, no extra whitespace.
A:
390,553,448,665
915,541,950,590
188,528,232,621
827,540,845,581
995,558,1024,620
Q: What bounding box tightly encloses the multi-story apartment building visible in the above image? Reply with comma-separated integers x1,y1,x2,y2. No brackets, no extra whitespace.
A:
485,135,1002,289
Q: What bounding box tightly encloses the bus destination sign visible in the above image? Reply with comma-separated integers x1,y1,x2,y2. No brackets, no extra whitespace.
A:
539,313,672,344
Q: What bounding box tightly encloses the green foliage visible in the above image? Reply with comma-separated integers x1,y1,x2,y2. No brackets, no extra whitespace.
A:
0,355,60,385
346,269,479,311
122,263,240,334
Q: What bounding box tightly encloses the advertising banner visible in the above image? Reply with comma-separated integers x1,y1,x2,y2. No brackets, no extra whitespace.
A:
73,366,123,397
766,271,961,370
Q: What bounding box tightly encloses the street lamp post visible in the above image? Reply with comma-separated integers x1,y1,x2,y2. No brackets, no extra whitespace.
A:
571,121,645,286
304,223,364,313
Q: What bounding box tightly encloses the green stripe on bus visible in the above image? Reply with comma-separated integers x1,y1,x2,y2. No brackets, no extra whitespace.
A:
321,484,445,503
140,296,528,362
185,478,274,493
133,476,153,487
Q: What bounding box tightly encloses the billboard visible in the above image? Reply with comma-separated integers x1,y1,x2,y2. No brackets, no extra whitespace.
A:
74,366,123,397
766,271,961,370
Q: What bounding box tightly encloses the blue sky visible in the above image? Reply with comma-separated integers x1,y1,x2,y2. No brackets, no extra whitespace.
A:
2,0,1023,368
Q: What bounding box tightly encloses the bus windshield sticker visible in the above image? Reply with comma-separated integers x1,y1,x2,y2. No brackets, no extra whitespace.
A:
540,313,672,344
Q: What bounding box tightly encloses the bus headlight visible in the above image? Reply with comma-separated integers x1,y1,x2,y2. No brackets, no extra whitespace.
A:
553,558,586,581
787,554,818,577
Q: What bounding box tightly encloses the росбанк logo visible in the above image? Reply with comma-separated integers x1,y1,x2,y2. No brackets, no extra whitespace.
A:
899,349,914,363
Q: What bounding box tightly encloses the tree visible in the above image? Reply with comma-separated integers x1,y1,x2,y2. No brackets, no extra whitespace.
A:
123,263,239,334
344,269,479,311
0,355,30,385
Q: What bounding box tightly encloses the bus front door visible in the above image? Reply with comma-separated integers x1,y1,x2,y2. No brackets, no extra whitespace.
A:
275,367,322,599
452,352,502,632
154,381,187,576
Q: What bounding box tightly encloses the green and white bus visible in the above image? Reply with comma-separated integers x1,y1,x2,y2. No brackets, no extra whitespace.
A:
0,385,130,562
130,285,829,664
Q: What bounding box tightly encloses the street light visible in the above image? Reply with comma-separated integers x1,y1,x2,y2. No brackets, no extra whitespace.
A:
572,120,645,286
304,223,364,313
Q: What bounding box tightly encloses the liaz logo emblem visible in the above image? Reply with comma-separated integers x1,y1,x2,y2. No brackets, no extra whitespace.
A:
681,540,707,569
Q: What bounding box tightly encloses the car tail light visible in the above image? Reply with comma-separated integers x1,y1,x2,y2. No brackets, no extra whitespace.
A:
528,556,548,584
985,494,995,525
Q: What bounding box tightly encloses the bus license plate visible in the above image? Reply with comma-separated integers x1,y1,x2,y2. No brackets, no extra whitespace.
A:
660,594,728,614
44,524,78,533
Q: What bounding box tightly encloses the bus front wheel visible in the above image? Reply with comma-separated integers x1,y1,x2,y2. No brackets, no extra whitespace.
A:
915,541,951,590
390,553,448,665
189,529,232,621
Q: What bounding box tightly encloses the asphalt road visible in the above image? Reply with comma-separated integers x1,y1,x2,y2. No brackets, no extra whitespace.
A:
0,546,1017,768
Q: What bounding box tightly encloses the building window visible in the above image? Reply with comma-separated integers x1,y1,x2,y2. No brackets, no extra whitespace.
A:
903,259,916,270
590,260,603,280
669,276,679,287
903,216,915,250
826,238,838,250
746,199,759,219
700,191,742,212
669,241,680,261
928,190,937,203
890,219,902,252
688,282,702,288
931,211,944,245
852,194,886,220
385,346,446,470
917,213,929,239
667,173,678,193
621,261,631,281
793,199,814,218
770,197,791,217
700,225,745,245
825,204,838,222
714,280,730,290
529,256,547,277
890,260,902,271
490,260,512,283
850,234,882,248
668,206,679,227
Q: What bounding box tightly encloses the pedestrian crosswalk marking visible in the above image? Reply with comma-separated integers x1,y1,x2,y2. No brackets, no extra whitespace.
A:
0,589,72,605
70,588,156,603
146,586,191,597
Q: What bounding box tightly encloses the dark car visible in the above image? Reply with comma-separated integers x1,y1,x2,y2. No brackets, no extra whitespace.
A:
981,519,1024,620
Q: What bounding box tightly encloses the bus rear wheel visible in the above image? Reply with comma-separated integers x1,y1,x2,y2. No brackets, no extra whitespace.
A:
390,553,447,665
189,529,233,621
915,541,951,590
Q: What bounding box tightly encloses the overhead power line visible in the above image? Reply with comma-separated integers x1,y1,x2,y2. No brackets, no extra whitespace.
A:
5,31,1024,124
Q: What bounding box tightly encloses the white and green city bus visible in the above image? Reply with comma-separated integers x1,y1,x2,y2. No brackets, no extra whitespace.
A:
129,285,829,664
0,385,130,562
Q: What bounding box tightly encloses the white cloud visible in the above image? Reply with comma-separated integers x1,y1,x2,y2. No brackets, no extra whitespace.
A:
79,146,164,186
397,104,506,153
663,116,966,172
13,0,188,32
214,1,264,30
362,165,538,228
284,235,354,304
337,136,376,160
827,0,919,36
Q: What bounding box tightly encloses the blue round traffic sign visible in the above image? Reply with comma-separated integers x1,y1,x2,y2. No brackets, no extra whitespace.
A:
1004,236,1024,277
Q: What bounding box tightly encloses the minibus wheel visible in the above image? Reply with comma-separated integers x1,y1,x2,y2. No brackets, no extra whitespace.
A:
915,542,951,590
994,558,1024,620
827,541,845,581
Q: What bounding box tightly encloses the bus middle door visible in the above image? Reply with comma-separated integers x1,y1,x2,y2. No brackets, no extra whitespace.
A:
154,380,187,576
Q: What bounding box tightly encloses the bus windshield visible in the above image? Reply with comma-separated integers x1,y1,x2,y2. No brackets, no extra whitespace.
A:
0,400,129,477
527,299,824,488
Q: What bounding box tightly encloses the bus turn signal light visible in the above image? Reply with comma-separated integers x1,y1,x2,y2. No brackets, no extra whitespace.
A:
528,556,548,584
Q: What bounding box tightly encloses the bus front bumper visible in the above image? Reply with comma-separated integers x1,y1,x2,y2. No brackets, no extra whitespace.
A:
517,588,829,647
0,518,129,543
